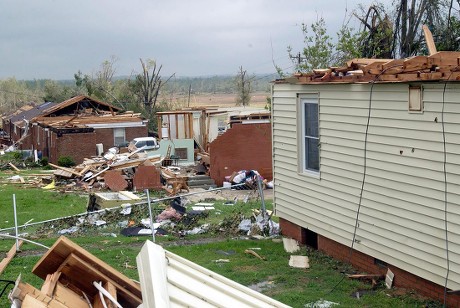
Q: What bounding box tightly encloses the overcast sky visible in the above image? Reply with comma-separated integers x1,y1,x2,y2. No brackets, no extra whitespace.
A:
0,0,390,80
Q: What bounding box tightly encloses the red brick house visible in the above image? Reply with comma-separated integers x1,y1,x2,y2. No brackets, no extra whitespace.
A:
1,102,56,149
31,95,148,164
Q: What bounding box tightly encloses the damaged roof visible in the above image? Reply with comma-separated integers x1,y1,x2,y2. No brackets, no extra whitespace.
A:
37,95,121,118
32,95,146,129
279,51,460,85
9,102,57,128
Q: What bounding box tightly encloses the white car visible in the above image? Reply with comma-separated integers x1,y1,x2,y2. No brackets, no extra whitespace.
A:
128,137,159,152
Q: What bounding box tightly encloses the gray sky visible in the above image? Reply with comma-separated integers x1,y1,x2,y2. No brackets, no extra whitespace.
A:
0,0,389,80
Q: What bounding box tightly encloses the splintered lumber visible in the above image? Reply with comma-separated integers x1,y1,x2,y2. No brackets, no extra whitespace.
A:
56,252,139,305
9,280,69,308
32,236,142,307
244,249,266,261
0,240,23,275
49,163,82,177
40,271,61,297
422,25,437,56
8,162,20,172
109,155,163,170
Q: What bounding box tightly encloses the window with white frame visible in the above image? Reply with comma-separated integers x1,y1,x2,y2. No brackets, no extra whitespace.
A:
300,95,319,173
113,128,126,146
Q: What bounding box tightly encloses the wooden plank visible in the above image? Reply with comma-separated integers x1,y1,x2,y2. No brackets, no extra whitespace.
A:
10,281,67,308
0,240,23,275
8,162,20,172
55,253,141,307
53,282,90,307
21,294,48,308
49,163,82,177
429,51,460,66
403,56,429,71
40,271,61,297
422,25,437,56
32,236,141,306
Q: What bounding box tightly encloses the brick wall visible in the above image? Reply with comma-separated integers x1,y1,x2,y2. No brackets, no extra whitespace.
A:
209,123,272,186
280,218,460,307
125,127,148,142
55,132,97,165
95,127,148,150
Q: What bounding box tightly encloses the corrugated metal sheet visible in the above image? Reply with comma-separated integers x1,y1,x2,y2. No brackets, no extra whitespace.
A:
136,241,290,308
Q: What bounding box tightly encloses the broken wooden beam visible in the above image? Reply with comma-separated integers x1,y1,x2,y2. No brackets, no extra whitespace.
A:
0,240,23,276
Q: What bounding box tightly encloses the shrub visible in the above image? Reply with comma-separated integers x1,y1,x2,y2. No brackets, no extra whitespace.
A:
57,156,75,167
40,157,49,166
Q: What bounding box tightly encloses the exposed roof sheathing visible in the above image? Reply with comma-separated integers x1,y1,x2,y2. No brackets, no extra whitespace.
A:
280,51,460,84
38,95,121,118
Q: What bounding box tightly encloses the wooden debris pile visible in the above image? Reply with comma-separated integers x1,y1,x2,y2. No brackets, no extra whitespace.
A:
284,51,460,84
160,167,190,196
49,148,163,192
9,236,142,308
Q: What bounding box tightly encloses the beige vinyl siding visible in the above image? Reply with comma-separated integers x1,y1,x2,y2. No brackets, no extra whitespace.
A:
272,82,460,289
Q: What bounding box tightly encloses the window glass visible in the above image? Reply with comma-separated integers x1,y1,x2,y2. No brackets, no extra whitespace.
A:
113,128,126,146
301,96,319,173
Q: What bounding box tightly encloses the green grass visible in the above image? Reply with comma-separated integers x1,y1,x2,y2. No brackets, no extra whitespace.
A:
0,167,443,307
0,185,87,230
0,237,442,308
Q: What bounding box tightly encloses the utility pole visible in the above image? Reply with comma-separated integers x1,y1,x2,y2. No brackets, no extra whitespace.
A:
187,84,191,107
290,52,307,67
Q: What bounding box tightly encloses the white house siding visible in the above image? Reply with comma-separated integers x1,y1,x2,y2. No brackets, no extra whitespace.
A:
272,82,460,289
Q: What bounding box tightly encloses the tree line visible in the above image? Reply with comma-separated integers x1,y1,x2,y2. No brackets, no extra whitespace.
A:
281,0,460,74
0,57,274,130
3,1,458,126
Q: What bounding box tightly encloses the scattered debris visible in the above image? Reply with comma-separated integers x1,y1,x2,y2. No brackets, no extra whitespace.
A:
347,274,384,288
213,259,230,263
247,280,276,292
385,268,394,289
244,249,266,261
305,299,340,308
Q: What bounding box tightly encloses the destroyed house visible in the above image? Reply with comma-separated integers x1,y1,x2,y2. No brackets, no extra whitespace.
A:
156,106,270,151
272,51,460,306
157,107,272,186
1,101,56,149
31,95,148,164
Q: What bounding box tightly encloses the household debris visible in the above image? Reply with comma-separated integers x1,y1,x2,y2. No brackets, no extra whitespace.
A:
87,191,141,211
305,300,339,308
228,170,262,189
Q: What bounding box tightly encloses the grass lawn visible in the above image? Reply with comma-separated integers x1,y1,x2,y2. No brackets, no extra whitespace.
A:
0,167,443,307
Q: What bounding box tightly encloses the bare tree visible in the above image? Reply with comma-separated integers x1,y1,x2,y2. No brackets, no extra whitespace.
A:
131,58,174,123
235,66,251,106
